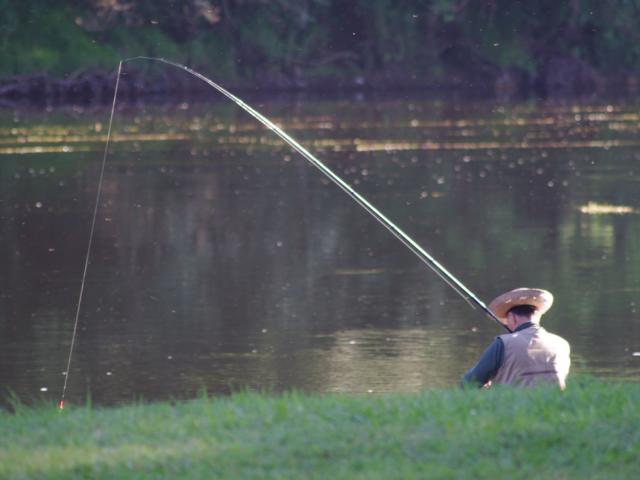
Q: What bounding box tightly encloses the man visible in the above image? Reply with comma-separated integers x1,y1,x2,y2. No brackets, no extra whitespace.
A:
462,288,570,389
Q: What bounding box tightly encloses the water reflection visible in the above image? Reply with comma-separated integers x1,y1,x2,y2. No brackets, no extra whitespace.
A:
1,95,639,406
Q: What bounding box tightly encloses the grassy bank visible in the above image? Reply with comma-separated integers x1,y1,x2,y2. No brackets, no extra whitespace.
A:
1,378,638,479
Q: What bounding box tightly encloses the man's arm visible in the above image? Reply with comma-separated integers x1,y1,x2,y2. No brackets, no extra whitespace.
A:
461,337,504,388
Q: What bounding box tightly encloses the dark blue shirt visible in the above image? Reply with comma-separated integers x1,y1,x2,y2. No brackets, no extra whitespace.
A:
462,322,535,388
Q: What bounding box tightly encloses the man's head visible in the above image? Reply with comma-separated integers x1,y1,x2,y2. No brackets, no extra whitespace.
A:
505,304,540,331
488,288,553,329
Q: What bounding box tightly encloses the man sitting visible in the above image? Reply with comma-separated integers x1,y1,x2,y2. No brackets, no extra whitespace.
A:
462,288,571,389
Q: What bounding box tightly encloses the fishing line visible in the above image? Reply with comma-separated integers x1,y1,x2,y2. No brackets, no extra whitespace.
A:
58,61,123,409
59,57,507,406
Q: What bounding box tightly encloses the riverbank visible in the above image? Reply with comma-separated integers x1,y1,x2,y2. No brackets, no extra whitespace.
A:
2,67,638,110
1,378,638,479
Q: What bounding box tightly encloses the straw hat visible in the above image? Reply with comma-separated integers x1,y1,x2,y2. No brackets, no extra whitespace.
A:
488,288,554,324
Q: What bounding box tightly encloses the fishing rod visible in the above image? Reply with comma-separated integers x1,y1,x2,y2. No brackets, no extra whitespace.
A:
59,57,507,408
124,57,506,330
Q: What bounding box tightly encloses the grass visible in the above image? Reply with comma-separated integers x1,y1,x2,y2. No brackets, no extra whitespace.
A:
1,377,639,479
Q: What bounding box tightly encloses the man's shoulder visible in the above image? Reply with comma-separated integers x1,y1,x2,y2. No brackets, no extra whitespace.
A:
549,331,570,349
539,327,571,351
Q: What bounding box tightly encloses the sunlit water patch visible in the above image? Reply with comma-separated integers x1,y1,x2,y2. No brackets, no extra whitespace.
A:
579,202,637,215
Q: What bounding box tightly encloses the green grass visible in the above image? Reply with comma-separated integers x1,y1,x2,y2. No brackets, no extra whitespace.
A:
1,378,639,479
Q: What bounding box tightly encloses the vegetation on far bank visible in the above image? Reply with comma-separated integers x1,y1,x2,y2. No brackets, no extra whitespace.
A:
3,0,640,99
1,377,639,479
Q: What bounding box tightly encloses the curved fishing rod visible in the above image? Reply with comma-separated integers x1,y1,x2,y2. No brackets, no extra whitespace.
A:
58,56,510,410
59,57,507,407
123,56,507,331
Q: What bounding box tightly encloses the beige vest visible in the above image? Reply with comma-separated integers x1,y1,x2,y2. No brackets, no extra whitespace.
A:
493,324,570,389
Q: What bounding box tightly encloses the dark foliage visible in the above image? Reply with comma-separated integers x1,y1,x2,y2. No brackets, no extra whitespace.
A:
2,0,640,95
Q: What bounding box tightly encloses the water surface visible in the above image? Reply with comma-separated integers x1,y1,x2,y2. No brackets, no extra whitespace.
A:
1,93,640,406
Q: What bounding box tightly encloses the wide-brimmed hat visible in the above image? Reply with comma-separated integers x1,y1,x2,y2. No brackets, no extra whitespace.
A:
488,288,553,324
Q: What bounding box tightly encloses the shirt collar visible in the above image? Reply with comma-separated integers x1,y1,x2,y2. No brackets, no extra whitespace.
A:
514,321,536,332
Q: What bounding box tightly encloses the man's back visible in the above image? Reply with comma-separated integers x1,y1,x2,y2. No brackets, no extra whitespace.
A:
493,324,570,389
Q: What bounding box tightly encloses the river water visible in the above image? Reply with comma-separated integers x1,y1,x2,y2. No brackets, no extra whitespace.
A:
1,93,639,406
